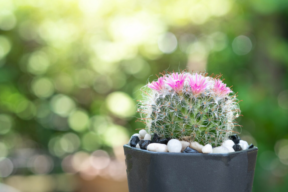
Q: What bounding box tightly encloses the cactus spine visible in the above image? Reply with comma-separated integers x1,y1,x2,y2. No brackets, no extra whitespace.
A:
137,72,241,147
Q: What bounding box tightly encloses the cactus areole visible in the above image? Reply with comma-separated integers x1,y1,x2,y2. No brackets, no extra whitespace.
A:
138,72,241,147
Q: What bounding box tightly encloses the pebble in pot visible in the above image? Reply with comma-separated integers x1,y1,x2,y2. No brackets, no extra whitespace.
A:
129,134,140,147
248,144,254,149
147,143,168,152
228,134,243,151
239,140,249,150
159,138,170,144
180,141,190,152
212,139,235,153
202,144,213,153
151,133,160,143
229,134,240,144
190,141,204,153
221,140,235,152
213,146,234,153
139,140,151,150
233,144,242,151
144,134,151,140
222,140,235,148
167,139,182,153
139,129,147,140
128,134,139,143
183,147,199,153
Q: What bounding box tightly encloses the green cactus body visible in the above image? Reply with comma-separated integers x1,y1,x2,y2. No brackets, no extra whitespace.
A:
138,72,240,147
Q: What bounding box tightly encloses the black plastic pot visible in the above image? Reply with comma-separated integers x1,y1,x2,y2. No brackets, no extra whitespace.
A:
124,144,258,192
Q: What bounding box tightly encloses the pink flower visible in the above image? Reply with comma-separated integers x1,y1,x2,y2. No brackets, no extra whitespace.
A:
165,73,187,92
213,79,231,97
148,77,165,92
188,73,208,95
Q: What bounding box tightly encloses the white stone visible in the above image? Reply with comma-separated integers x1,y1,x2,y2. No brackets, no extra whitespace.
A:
239,140,249,150
227,145,235,152
180,141,190,152
220,140,235,152
222,140,234,148
144,134,151,140
136,143,140,149
139,129,147,139
212,146,234,153
167,139,182,153
190,141,204,153
147,143,168,152
202,144,213,153
129,134,140,145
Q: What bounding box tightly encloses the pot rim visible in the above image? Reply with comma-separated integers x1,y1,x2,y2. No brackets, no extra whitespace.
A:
124,144,258,157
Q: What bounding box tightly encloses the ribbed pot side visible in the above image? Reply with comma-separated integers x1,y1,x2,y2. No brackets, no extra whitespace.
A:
124,144,258,192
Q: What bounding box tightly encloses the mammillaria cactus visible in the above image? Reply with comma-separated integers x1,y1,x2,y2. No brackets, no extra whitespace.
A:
137,71,241,147
126,71,257,192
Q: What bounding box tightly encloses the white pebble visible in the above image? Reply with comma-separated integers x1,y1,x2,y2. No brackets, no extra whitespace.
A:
147,143,168,152
139,129,147,139
167,139,182,153
202,144,213,153
190,141,204,153
239,140,249,150
144,134,151,140
222,140,234,148
226,146,235,152
136,143,140,149
180,141,190,152
213,146,234,153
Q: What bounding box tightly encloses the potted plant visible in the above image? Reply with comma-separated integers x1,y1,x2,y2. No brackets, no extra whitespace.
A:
124,71,257,192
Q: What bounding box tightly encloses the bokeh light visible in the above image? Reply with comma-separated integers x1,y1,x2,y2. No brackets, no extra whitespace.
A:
106,92,136,118
82,132,99,152
278,90,288,110
32,78,54,98
232,35,253,55
158,33,178,54
275,139,288,165
0,36,11,59
0,114,12,135
190,4,210,24
0,158,13,177
61,133,81,153
29,155,54,174
90,150,110,170
102,125,129,147
68,110,89,132
27,51,50,75
51,94,75,117
0,142,8,160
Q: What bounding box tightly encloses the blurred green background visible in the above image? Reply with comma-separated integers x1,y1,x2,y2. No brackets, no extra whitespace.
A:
0,0,288,191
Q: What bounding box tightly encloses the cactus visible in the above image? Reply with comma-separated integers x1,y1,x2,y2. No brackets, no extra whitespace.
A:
137,71,241,147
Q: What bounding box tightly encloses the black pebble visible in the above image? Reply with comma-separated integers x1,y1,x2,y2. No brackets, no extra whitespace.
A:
151,133,160,143
183,147,199,153
159,138,170,145
229,134,240,144
130,136,140,147
248,144,254,149
233,144,242,151
139,140,151,150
